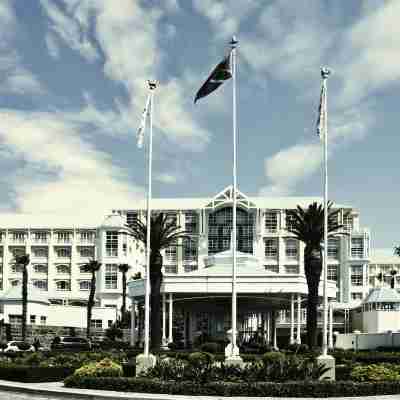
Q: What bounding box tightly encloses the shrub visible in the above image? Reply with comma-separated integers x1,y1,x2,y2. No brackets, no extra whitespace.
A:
262,351,286,365
74,358,123,378
0,343,7,351
64,376,400,397
0,365,73,382
105,326,123,341
200,342,219,354
351,364,400,382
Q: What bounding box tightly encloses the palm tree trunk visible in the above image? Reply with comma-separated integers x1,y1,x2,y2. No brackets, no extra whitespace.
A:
306,277,319,349
87,273,96,339
150,270,162,351
22,266,28,341
121,272,127,317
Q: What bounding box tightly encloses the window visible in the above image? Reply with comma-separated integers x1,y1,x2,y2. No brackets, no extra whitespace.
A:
328,238,339,259
351,292,363,300
183,238,197,261
208,207,253,254
264,238,278,259
327,265,338,281
165,265,178,274
31,247,48,258
165,244,177,263
184,264,198,272
33,280,48,291
9,315,22,325
30,315,36,324
185,212,198,233
105,264,118,289
12,231,26,243
79,231,95,243
78,246,94,258
126,212,138,227
79,280,91,291
285,238,298,260
56,231,71,243
165,213,177,226
55,247,71,258
108,320,113,328
285,265,299,274
351,238,364,258
91,319,102,328
265,265,279,273
11,264,23,273
33,231,48,243
106,231,118,257
40,316,46,325
264,212,278,233
9,247,25,259
56,264,70,274
56,280,71,291
343,214,353,231
285,213,296,231
11,280,20,287
351,265,363,286
0,232,4,242
79,265,89,273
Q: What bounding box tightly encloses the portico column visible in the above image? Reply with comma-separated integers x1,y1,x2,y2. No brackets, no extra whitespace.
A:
168,293,173,343
328,302,334,349
162,293,167,348
266,311,270,344
130,301,136,346
296,294,301,344
290,294,295,344
272,310,278,350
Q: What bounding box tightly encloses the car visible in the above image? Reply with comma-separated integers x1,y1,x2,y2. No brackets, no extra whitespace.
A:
4,341,35,352
50,336,91,351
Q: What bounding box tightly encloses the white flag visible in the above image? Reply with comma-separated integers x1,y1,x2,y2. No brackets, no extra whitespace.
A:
137,95,151,148
316,81,326,138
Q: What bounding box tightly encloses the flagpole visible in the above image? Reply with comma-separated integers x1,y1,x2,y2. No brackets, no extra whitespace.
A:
230,35,239,359
321,67,331,357
144,80,157,358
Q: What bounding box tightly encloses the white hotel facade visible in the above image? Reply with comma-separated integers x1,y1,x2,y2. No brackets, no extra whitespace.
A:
0,186,397,345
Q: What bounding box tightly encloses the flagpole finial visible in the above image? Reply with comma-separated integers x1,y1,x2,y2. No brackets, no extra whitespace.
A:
148,80,158,90
321,67,332,80
230,35,238,49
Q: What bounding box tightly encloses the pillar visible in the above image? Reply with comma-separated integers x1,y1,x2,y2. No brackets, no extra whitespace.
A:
272,310,278,350
130,301,136,346
290,294,295,344
162,293,168,348
168,293,173,343
266,311,270,344
296,294,301,344
328,302,334,349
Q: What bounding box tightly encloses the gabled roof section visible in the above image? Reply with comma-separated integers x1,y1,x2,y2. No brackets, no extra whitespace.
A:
205,186,257,210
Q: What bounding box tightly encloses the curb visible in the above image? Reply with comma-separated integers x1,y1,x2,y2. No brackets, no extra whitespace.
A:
1,380,400,400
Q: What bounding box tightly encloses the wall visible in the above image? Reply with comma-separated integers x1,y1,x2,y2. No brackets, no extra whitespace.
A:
335,332,400,350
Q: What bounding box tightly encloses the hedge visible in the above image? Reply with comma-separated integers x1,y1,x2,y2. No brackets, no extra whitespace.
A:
64,376,400,397
0,365,73,382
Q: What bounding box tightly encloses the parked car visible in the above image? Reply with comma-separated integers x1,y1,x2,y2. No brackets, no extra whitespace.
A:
50,336,91,351
91,335,112,349
4,341,35,352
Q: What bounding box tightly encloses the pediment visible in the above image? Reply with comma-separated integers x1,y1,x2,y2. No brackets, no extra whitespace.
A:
205,185,257,210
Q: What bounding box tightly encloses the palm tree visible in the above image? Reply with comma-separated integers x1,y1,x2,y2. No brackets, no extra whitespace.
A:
128,213,191,350
14,254,30,341
286,202,344,349
83,260,102,339
118,263,131,326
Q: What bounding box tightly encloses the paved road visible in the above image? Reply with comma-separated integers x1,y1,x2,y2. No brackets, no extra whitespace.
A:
0,391,60,400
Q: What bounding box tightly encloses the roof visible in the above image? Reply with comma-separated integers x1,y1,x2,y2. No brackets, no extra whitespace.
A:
370,248,400,264
363,287,400,304
100,213,126,229
0,213,101,229
0,284,50,304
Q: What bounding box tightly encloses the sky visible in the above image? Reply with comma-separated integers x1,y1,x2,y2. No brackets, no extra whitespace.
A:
0,0,398,249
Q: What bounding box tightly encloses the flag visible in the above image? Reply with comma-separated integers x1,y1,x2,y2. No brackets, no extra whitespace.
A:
316,81,326,137
194,51,232,103
137,95,151,148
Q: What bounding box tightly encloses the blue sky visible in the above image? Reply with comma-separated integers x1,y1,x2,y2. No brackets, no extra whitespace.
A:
0,0,398,249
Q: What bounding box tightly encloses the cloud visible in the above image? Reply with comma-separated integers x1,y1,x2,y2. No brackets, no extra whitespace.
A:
0,109,144,215
40,0,100,62
40,0,210,151
45,33,60,59
154,173,181,184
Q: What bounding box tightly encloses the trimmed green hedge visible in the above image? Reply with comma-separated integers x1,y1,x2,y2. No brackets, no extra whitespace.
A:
0,365,73,382
64,376,400,397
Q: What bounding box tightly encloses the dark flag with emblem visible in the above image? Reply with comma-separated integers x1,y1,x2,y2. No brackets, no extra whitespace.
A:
194,51,232,103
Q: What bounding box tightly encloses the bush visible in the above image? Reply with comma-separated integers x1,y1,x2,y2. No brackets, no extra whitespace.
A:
0,364,73,382
0,343,7,351
74,358,123,378
64,376,400,397
262,351,286,364
351,364,400,382
200,342,219,354
105,325,123,341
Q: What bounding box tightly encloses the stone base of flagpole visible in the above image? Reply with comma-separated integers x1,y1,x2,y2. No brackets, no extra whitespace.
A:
161,338,169,350
224,343,243,367
317,354,335,381
135,353,156,376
